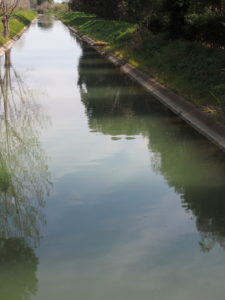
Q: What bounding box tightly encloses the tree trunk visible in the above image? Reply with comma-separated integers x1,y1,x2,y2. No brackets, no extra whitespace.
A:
2,16,10,38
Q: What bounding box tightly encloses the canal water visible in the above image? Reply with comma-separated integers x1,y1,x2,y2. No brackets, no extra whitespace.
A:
1,15,225,300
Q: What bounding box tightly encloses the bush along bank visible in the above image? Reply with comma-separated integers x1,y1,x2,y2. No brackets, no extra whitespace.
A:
0,10,37,47
54,11,225,121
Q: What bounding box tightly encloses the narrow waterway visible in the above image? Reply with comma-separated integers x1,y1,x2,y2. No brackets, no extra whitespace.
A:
1,15,225,300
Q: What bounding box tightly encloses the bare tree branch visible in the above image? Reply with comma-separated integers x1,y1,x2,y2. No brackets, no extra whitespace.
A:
0,0,20,17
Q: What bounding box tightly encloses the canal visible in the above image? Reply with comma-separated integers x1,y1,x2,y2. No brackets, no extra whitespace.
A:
1,15,225,300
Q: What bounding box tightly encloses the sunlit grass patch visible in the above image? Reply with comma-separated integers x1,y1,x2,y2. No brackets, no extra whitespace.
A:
0,10,37,46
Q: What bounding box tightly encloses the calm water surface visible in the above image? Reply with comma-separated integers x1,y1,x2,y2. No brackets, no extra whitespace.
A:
1,16,225,300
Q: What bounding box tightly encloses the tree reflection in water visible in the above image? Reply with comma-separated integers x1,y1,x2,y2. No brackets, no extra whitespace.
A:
37,14,54,31
0,50,51,299
78,44,225,253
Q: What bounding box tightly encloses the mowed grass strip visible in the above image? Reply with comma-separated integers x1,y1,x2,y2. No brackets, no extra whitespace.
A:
0,10,37,46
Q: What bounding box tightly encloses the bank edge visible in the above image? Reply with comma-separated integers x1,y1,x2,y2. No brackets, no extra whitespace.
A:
0,12,37,57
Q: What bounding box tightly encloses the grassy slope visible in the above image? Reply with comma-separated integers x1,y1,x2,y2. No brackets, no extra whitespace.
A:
0,10,37,46
55,11,225,118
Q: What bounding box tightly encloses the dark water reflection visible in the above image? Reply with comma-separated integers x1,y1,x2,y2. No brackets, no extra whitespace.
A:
78,43,225,253
37,15,54,31
0,238,38,300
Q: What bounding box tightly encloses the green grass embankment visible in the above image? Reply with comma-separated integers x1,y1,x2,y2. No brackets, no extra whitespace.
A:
0,10,37,46
54,11,225,119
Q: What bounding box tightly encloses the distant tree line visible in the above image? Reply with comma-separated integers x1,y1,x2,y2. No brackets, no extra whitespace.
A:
32,0,53,13
68,0,225,46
